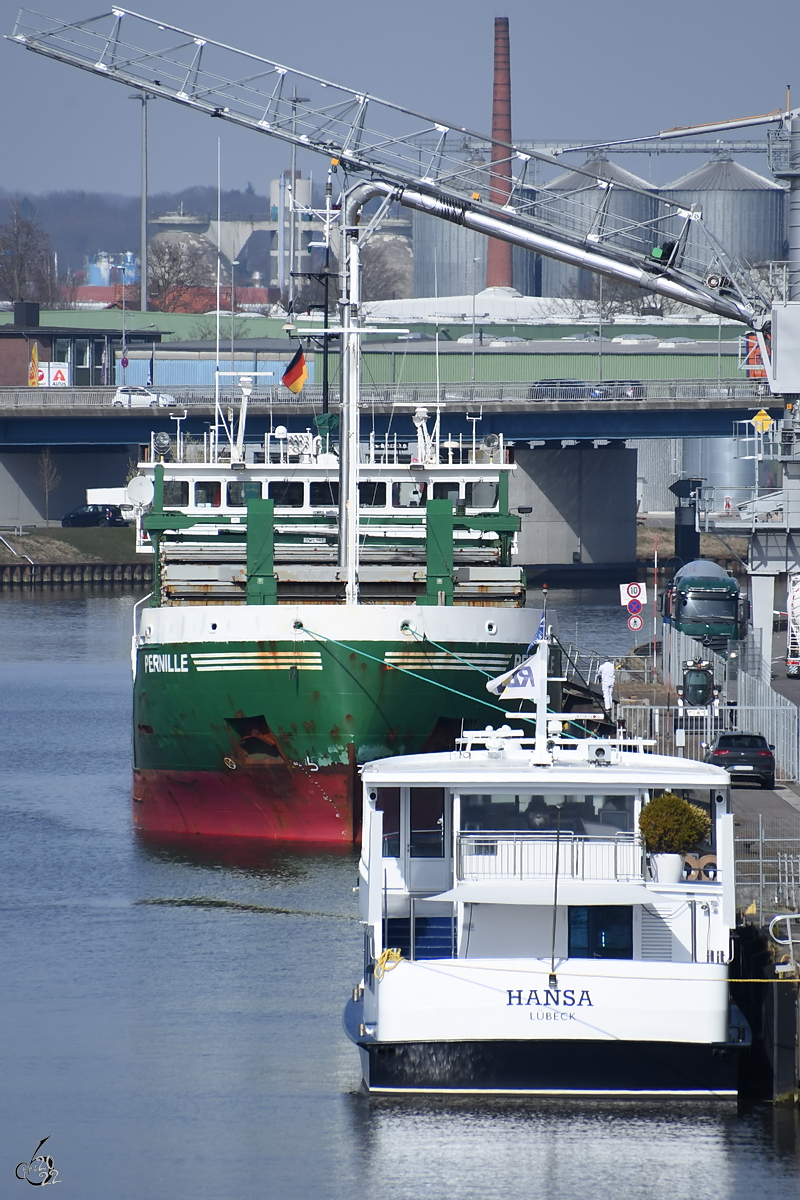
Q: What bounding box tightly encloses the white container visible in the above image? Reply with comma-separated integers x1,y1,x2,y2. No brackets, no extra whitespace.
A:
652,853,685,883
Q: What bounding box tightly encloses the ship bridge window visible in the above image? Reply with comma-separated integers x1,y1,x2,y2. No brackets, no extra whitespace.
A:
195,481,221,508
433,481,460,502
310,481,339,507
163,480,189,507
460,793,635,835
392,481,427,508
410,788,445,857
226,481,246,507
465,481,498,509
375,788,400,857
268,480,305,507
569,906,633,959
359,481,386,507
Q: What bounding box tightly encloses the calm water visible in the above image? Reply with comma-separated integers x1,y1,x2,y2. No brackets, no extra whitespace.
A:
1,589,798,1200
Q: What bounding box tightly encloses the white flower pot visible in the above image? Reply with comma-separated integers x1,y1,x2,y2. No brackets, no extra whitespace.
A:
651,853,685,883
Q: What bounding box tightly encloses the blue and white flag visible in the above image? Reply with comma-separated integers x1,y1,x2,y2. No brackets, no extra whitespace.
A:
486,648,539,700
525,611,546,653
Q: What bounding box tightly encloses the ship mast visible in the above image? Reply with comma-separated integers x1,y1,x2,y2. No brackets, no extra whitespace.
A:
338,206,360,605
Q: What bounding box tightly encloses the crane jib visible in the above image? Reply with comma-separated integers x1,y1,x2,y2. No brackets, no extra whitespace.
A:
7,6,769,325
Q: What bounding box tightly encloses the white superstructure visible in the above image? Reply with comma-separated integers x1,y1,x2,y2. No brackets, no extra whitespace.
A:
345,638,749,1096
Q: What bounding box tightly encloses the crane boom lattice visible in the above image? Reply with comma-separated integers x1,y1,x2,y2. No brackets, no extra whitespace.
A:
7,7,775,322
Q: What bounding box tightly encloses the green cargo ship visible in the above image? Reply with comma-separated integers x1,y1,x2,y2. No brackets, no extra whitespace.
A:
132,411,539,841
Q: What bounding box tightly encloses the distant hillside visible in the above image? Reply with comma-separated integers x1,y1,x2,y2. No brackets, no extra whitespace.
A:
0,186,271,276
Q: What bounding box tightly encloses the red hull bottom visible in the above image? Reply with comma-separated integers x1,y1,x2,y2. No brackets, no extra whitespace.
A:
132,762,356,842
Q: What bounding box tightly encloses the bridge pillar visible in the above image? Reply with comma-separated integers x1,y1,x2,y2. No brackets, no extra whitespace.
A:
0,446,138,526
510,442,637,568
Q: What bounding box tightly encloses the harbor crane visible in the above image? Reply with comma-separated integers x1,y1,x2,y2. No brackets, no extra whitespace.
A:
9,7,800,634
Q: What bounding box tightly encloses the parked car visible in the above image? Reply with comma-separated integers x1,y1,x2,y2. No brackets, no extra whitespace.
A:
61,504,130,528
529,379,611,400
703,732,775,788
112,385,177,408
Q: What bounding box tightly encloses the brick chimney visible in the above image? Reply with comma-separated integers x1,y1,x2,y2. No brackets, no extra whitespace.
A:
486,16,513,288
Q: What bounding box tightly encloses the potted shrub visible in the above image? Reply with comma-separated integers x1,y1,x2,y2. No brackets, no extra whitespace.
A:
638,792,711,883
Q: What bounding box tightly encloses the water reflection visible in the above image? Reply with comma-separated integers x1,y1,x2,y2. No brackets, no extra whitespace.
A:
345,1095,800,1200
136,830,354,874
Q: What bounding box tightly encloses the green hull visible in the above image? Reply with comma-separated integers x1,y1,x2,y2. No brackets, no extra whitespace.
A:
133,634,528,840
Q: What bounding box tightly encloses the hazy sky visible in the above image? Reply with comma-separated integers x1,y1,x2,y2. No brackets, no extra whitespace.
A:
2,0,798,197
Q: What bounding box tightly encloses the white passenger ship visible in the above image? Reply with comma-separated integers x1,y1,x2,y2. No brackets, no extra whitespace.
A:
344,635,750,1096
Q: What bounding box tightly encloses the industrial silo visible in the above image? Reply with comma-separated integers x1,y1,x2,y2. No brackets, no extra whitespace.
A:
539,155,657,299
411,211,488,299
661,156,785,272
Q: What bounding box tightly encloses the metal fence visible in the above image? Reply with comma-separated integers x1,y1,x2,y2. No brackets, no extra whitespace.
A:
735,817,800,919
456,832,644,882
0,379,770,409
618,704,799,782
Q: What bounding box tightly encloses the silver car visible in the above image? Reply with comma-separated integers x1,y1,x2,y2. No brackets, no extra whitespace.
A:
112,385,176,408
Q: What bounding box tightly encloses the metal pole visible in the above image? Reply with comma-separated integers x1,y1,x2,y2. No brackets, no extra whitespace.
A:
758,812,764,924
278,173,287,304
322,257,329,415
140,93,148,311
789,113,800,300
338,202,360,605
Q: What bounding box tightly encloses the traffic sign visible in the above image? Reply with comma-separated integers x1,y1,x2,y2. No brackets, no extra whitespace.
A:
619,582,647,605
750,408,773,434
627,598,643,616
628,615,644,632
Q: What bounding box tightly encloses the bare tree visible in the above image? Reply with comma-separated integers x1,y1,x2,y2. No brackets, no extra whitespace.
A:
36,447,61,526
147,237,215,312
0,199,57,303
360,235,412,302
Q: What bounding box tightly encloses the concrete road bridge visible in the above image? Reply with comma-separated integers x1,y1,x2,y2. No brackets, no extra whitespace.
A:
0,382,774,446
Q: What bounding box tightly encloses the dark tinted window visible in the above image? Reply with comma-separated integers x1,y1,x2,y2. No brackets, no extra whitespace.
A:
359,481,386,507
310,481,339,506
268,480,304,507
569,906,633,959
163,481,189,507
716,735,769,750
376,788,400,858
410,788,445,858
465,481,498,508
195,481,221,508
433,482,460,501
226,481,245,507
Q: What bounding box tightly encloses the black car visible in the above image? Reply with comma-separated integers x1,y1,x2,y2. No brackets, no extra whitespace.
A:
61,504,129,528
703,732,776,788
529,379,612,401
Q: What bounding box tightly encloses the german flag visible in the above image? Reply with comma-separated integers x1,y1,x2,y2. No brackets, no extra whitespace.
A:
281,346,308,394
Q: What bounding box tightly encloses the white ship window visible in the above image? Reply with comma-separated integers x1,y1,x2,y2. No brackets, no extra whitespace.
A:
465,481,498,509
268,480,304,507
568,906,633,960
163,480,189,507
226,481,246,507
392,481,427,509
460,792,635,836
194,481,221,508
359,481,386,507
310,481,339,507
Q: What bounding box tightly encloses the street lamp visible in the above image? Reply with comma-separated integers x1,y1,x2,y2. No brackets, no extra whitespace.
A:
129,90,152,312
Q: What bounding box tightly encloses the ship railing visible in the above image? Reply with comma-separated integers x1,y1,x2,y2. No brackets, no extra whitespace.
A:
456,831,644,882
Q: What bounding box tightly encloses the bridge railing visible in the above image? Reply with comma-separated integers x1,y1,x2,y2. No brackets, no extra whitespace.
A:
0,380,771,408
